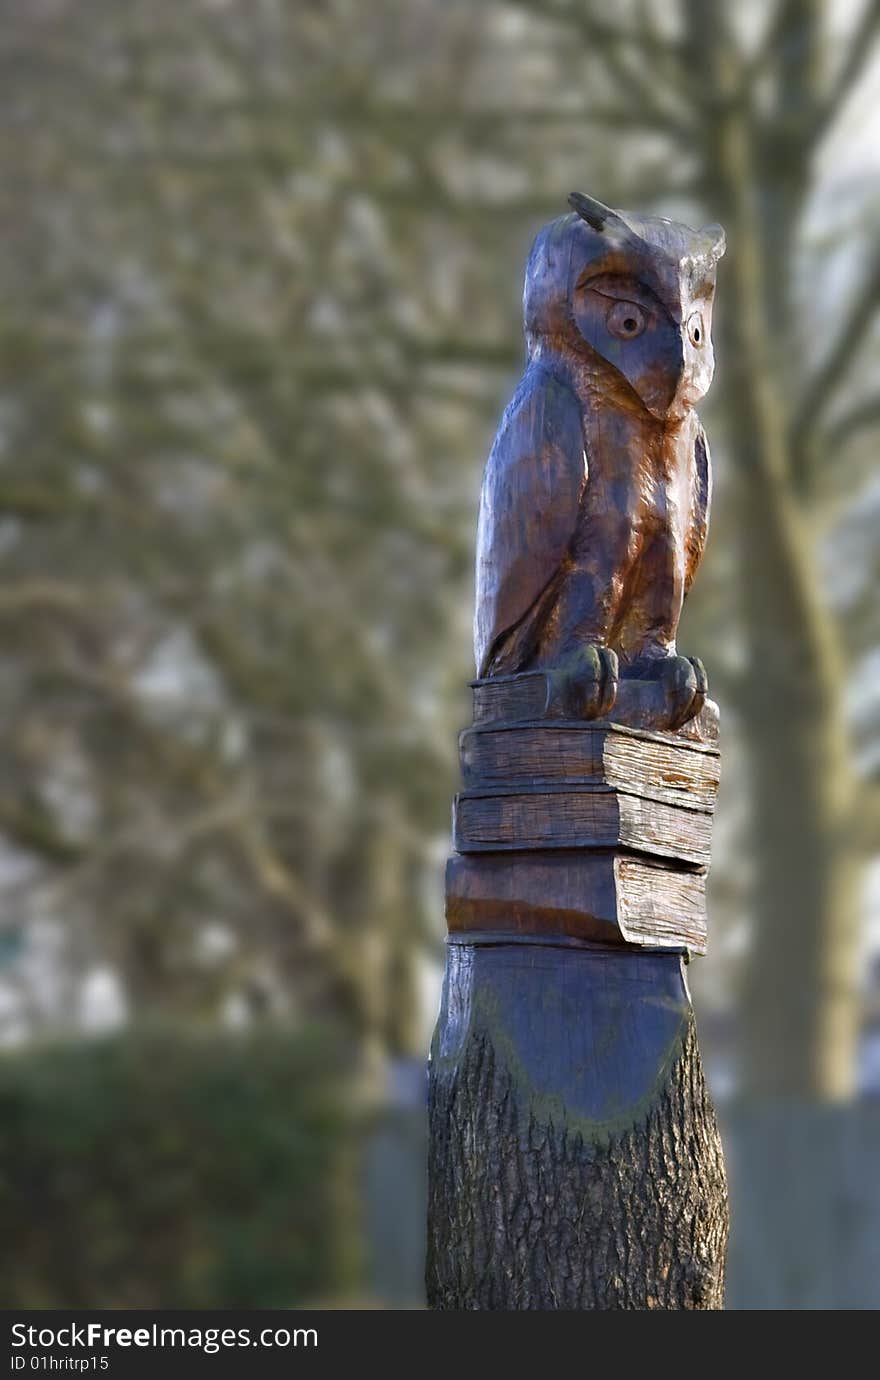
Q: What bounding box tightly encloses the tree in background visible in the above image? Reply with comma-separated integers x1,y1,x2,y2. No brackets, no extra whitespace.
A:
390,0,880,1105
1,0,879,1307
0,0,481,1058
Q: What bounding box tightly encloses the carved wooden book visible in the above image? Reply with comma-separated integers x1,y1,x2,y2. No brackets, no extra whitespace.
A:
471,675,721,738
461,721,721,809
452,709,719,949
446,851,708,953
429,193,729,1312
454,781,713,865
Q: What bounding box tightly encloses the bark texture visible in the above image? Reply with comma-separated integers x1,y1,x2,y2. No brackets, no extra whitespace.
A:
427,943,727,1310
690,0,860,1102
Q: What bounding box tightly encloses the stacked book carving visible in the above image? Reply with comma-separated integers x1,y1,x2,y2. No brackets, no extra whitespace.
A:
447,698,720,955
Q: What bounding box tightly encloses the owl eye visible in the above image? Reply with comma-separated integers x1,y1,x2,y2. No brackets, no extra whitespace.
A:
687,311,705,346
606,300,646,340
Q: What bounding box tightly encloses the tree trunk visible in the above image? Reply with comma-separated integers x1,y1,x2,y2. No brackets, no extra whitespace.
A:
427,941,728,1310
706,104,860,1097
736,472,859,1097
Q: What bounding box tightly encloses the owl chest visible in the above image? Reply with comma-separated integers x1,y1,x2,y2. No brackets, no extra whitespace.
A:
576,415,693,565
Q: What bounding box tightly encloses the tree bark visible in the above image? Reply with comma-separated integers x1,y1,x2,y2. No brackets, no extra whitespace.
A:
427,941,728,1310
682,0,861,1098
735,464,859,1097
702,92,860,1098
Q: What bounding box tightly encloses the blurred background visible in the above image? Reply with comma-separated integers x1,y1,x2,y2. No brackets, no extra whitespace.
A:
0,0,878,1310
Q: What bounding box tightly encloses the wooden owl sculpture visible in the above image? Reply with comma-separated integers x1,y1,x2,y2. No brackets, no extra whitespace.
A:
475,192,725,729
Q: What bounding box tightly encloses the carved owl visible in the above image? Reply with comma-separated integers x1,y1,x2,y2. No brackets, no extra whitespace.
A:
474,193,725,727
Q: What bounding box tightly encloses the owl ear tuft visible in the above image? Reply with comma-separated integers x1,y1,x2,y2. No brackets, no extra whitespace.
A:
567,192,633,242
568,192,612,232
700,223,726,263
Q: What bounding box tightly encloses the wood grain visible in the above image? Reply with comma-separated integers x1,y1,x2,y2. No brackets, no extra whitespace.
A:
473,196,724,732
454,783,713,867
461,720,720,808
472,674,722,739
427,943,728,1309
430,193,728,1311
446,850,707,952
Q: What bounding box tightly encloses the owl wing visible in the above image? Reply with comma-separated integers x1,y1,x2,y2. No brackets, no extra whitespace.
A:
474,365,587,677
684,421,712,594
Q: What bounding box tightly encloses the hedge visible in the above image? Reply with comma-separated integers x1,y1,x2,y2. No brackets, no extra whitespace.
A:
0,1026,361,1308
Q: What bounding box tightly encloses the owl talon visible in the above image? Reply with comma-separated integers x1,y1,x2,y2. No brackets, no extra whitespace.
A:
596,647,620,717
660,654,707,730
565,645,618,720
686,656,708,723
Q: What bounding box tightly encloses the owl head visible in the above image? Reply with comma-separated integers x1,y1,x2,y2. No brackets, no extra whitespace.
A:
523,193,725,421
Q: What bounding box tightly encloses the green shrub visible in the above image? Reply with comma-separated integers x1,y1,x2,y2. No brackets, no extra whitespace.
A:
0,1026,362,1308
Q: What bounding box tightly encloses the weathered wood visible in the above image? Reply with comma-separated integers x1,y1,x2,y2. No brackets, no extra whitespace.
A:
461,719,721,808
473,193,724,730
471,674,722,738
454,781,713,866
446,851,708,952
428,192,728,1310
427,943,728,1310
452,711,719,951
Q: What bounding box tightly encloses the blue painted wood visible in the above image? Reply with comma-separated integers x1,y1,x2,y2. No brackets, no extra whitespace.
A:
435,941,689,1129
427,193,729,1310
426,938,728,1309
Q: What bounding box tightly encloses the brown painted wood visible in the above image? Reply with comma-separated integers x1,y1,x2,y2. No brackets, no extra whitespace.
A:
471,674,721,739
473,194,723,732
446,850,708,953
428,193,728,1310
460,720,720,808
452,714,717,948
454,782,713,866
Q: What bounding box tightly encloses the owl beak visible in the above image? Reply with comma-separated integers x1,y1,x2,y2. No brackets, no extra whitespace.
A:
631,336,687,421
674,380,701,413
665,395,691,422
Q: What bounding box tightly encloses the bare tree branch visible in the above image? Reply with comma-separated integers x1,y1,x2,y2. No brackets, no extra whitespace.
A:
510,0,696,139
827,393,880,447
526,2,686,60
809,0,880,147
739,0,799,92
791,246,880,463
853,778,880,853
0,799,85,865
